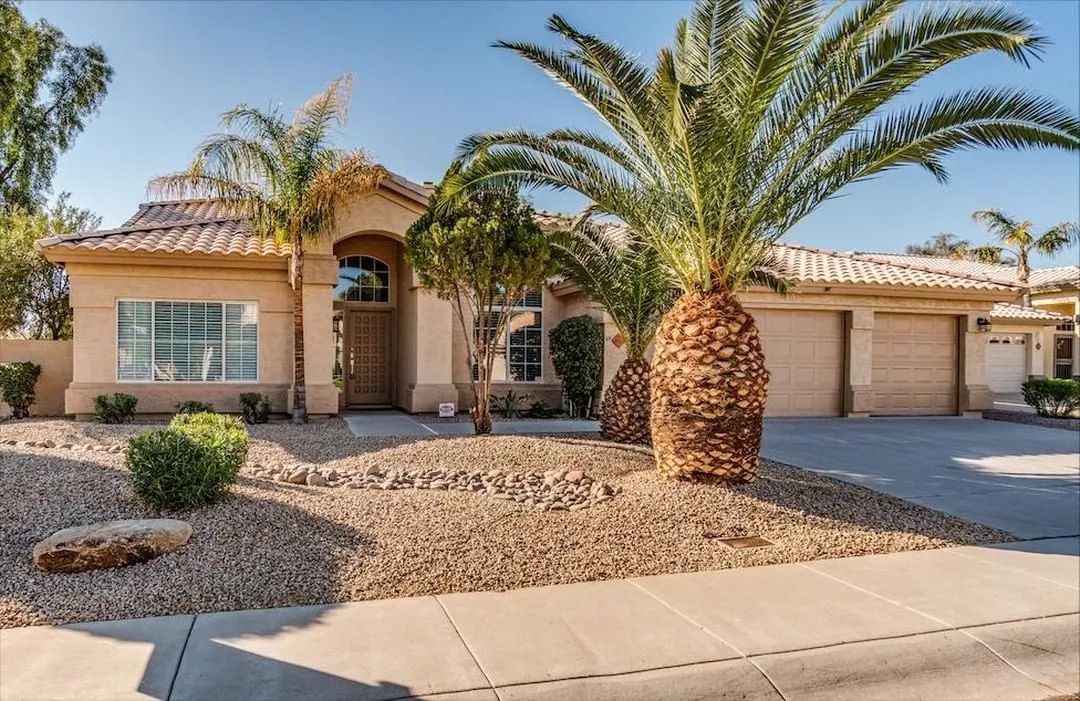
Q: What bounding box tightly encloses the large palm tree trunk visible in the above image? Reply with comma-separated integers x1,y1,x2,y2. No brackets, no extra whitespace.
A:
292,247,307,423
650,289,768,481
600,357,652,445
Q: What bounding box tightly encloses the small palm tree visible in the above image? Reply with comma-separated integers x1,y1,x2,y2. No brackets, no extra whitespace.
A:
151,76,386,422
969,209,1078,304
553,220,677,444
447,0,1079,481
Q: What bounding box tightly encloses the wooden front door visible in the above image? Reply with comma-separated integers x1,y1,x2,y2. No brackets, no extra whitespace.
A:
345,309,393,405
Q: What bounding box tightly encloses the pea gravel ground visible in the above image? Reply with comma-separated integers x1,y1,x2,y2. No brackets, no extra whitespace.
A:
0,418,1011,629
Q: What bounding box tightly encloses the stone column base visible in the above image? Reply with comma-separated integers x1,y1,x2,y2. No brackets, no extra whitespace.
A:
845,385,874,416
960,384,993,413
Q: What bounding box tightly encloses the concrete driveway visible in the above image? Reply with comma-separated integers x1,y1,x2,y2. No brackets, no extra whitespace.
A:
762,418,1080,540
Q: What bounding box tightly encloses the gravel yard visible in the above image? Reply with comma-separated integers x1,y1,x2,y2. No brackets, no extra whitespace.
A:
1,418,1011,628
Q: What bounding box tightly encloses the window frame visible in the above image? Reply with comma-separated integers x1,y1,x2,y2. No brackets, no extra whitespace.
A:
335,255,391,304
473,289,544,384
115,298,260,384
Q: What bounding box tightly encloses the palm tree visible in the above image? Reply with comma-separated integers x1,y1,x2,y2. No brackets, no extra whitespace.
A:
553,219,677,444
446,0,1080,481
969,209,1078,304
151,76,386,422
905,233,971,258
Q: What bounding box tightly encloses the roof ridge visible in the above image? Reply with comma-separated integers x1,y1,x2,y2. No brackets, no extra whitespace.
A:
136,198,222,207
39,216,246,246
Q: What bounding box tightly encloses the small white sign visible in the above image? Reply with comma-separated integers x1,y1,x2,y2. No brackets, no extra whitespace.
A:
438,402,456,418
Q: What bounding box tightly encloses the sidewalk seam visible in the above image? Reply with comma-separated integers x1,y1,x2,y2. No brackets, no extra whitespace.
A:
795,561,1073,696
626,580,789,701
165,613,197,701
433,595,502,701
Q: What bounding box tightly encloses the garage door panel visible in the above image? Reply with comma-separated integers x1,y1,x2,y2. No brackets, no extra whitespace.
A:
986,335,1027,394
872,313,957,416
753,309,843,417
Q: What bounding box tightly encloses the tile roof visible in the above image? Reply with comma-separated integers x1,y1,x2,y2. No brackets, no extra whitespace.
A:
38,200,289,258
41,198,1041,294
990,302,1071,322
1028,265,1080,290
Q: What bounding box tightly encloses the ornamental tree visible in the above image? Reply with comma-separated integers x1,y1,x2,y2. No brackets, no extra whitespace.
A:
406,181,554,433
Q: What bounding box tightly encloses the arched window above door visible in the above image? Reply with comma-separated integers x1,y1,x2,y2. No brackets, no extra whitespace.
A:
336,255,390,302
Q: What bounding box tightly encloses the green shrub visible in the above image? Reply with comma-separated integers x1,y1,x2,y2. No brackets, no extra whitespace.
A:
0,362,42,419
239,392,271,424
1021,378,1080,418
127,412,249,511
93,393,138,423
549,315,603,417
175,400,214,415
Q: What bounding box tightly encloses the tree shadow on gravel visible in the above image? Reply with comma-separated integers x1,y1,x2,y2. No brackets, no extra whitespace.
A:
0,450,374,629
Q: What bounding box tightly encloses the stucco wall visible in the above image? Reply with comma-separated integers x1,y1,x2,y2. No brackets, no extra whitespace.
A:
0,339,73,417
1032,291,1079,378
62,258,296,416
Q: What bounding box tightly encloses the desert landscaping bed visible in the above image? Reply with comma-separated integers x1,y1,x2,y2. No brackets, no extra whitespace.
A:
0,418,1011,629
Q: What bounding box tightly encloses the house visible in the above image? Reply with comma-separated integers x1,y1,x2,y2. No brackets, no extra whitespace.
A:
35,171,1072,419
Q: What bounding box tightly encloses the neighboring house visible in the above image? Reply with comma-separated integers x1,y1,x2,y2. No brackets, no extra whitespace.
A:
36,171,1067,419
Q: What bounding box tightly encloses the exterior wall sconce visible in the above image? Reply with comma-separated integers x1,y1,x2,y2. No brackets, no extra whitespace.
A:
976,317,992,333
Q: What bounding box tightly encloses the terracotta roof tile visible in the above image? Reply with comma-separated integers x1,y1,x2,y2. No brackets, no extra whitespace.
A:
990,302,1071,321
1028,265,1080,290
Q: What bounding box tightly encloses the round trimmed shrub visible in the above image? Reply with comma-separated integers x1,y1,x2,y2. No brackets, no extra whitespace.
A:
1022,378,1080,418
94,393,138,423
239,392,271,424
175,400,214,415
0,361,42,419
127,412,249,511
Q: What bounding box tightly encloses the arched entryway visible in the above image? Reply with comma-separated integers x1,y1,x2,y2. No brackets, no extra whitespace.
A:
333,234,401,407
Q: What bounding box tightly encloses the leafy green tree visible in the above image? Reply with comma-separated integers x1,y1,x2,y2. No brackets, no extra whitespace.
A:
406,181,554,433
0,193,99,338
150,76,386,422
0,1,112,210
447,0,1080,481
905,233,971,258
969,209,1078,303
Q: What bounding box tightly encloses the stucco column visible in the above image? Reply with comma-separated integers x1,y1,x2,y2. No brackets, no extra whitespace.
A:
298,254,338,415
959,313,993,415
400,266,457,412
845,308,874,417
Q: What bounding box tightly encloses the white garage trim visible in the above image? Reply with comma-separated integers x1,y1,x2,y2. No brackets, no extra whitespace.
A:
986,334,1028,395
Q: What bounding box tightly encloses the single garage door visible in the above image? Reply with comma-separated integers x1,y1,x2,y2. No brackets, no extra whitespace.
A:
872,313,957,415
986,334,1027,394
754,309,844,417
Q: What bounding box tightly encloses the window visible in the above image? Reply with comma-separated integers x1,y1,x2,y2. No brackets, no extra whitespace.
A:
473,290,543,382
117,301,258,382
336,255,390,302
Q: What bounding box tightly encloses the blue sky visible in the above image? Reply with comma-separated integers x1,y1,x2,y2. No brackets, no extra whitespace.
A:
24,0,1080,266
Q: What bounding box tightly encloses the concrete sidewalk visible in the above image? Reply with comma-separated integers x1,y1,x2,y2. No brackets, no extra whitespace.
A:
3,538,1077,701
344,411,599,437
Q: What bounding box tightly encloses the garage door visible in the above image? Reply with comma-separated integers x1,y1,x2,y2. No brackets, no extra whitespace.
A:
872,313,957,415
986,334,1027,394
754,309,844,417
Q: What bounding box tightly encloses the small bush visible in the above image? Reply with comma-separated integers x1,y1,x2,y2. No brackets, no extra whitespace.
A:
93,393,138,423
1022,378,1080,418
0,362,42,419
239,392,271,424
175,400,214,415
127,412,249,511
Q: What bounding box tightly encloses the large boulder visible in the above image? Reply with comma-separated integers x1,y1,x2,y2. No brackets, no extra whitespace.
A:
33,519,193,573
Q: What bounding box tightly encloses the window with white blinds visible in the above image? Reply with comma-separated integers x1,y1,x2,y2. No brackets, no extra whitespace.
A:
471,289,543,382
117,301,258,382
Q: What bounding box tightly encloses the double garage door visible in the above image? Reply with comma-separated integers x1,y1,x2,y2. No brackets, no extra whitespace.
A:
753,309,958,417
